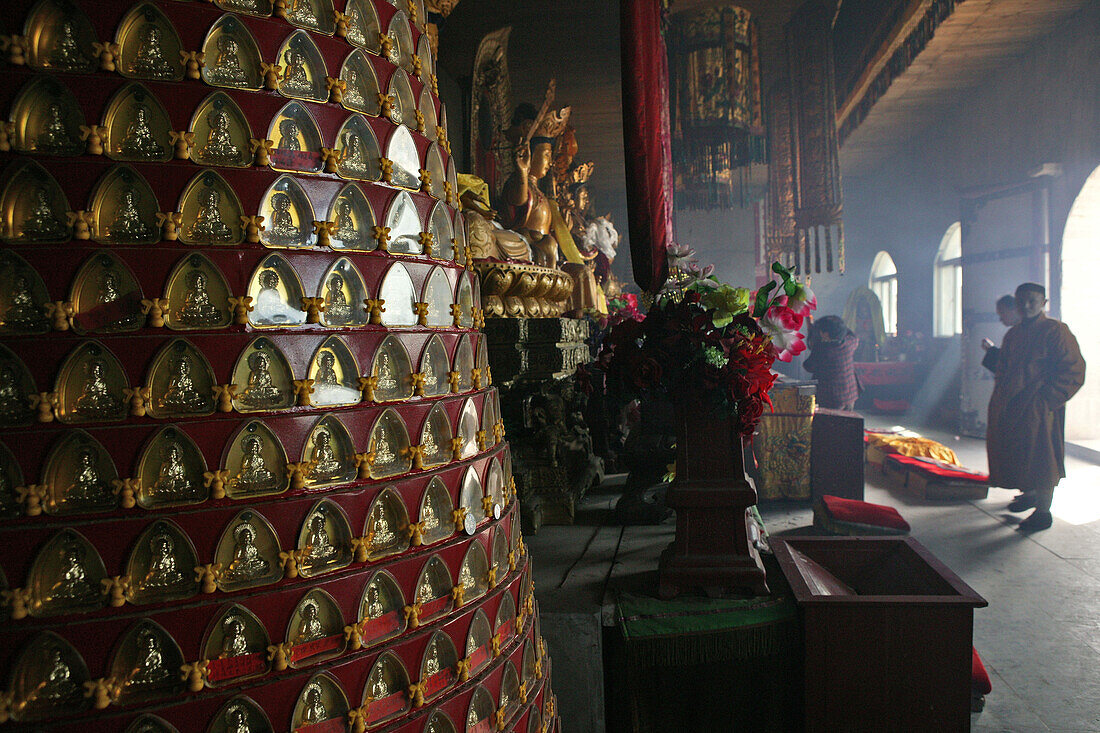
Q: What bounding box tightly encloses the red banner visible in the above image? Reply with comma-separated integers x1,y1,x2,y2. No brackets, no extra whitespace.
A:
422,667,456,699
269,149,323,172
421,596,451,621
296,716,347,733
468,643,491,672
498,618,515,642
368,691,407,723
205,652,266,682
290,634,344,664
361,610,403,643
469,718,494,733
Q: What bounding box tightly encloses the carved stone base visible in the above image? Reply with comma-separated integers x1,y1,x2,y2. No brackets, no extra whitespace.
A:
474,261,574,319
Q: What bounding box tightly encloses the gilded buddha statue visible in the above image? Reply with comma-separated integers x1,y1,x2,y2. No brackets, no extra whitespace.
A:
97,271,120,305
364,584,384,620
128,630,171,687
293,600,324,645
287,0,319,29
343,68,366,109
369,504,396,550
4,273,47,331
324,273,353,323
118,104,165,159
300,682,327,724
421,492,439,532
278,118,301,152
268,192,301,245
234,435,279,493
177,270,224,327
74,358,123,419
108,187,154,242
49,20,91,72
35,103,79,154
375,352,398,393
199,109,241,165
188,187,234,243
160,355,210,413
0,363,28,423
314,351,340,388
36,649,80,703
150,441,193,500
281,47,311,96
223,703,252,733
304,511,337,564
239,349,284,407
371,424,396,468
140,529,186,591
49,538,98,603
129,24,175,79
66,447,111,506
332,199,363,248
220,616,249,658
369,670,389,701
307,428,343,481
209,36,249,87
21,186,67,240
340,133,371,178
424,637,441,676
223,523,270,581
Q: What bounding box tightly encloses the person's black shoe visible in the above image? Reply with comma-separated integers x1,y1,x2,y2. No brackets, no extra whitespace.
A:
1007,492,1038,512
1018,509,1053,532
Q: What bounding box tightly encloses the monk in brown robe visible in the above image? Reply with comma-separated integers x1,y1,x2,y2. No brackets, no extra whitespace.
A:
987,283,1086,531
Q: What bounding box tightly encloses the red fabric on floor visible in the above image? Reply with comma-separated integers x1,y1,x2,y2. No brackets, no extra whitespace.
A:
820,495,911,531
972,647,992,695
886,454,989,483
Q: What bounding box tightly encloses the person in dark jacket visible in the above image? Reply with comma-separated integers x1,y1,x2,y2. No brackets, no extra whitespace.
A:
981,294,1022,372
804,315,860,410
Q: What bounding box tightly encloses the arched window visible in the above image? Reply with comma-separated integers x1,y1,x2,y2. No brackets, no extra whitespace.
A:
869,251,898,335
933,222,962,337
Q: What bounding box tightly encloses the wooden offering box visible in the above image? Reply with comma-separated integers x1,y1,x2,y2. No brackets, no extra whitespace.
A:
772,537,987,733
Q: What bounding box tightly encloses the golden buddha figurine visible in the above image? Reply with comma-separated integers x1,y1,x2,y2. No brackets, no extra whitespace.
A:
199,109,241,165
369,504,396,549
287,0,319,28
49,20,91,72
458,562,475,593
0,362,29,423
364,584,384,620
177,270,224,327
278,118,301,152
314,351,339,388
66,446,111,507
108,187,155,242
332,201,362,249
294,600,324,645
424,638,441,676
220,615,249,658
307,428,343,481
49,537,98,603
128,629,171,687
150,441,193,500
234,435,279,493
35,103,80,154
223,703,252,733
188,187,234,243
160,354,211,413
140,529,186,591
340,133,371,178
97,271,120,304
416,576,435,604
372,424,396,468
4,273,47,331
304,510,337,564
300,682,327,724
129,24,174,79
223,523,270,581
375,352,397,392
36,649,80,703
343,68,366,108
281,48,311,96
370,670,389,701
268,192,301,245
118,104,165,159
239,350,284,407
21,186,67,240
421,493,439,532
74,358,124,419
209,36,249,87
324,274,353,323
345,6,366,47
253,269,298,324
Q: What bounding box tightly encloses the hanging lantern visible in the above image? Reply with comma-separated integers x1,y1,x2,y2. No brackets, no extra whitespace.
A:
668,4,765,210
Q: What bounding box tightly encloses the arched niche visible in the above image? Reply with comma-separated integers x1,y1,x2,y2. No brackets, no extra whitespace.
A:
54,340,129,424
425,143,446,198
424,710,457,733
420,335,451,397
458,464,483,524
297,499,354,577
247,254,308,327
343,0,381,53
178,170,245,245
490,526,508,581
339,49,382,115
8,76,84,155
89,165,160,244
327,184,376,252
223,419,289,498
387,10,415,72
422,266,453,328
385,125,422,190
190,92,253,167
286,591,346,667
231,336,296,412
109,620,186,704
413,554,453,620
116,3,185,81
495,590,516,637
500,659,521,714
419,476,454,545
485,457,505,512
476,333,489,369
145,338,217,418
302,414,357,488
7,631,90,721
215,510,284,591
277,30,329,102
0,347,34,429
208,697,275,733
428,201,454,261
126,715,178,733
135,426,208,508
388,67,417,129
164,253,233,330
366,409,413,479
214,0,273,17
378,262,419,325
420,87,439,142
201,15,264,90
522,639,537,684
419,631,458,701
319,256,369,327
0,251,50,334
419,402,454,469
23,0,98,73
26,528,107,616
102,83,173,163
510,510,522,554
308,336,362,407
202,605,271,687
453,208,467,262
259,175,316,249
481,391,500,439
0,160,70,243
456,398,480,459
416,33,434,83
362,652,411,724
336,115,382,181
363,482,411,556
41,430,118,514
68,251,145,334
285,0,336,35
359,569,406,647
370,334,414,401
456,275,476,328
465,609,493,675
445,156,458,206
292,675,350,729
384,191,423,255
268,101,324,172
125,519,199,605
466,686,495,731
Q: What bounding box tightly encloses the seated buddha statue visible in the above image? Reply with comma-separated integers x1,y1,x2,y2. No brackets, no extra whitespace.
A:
209,36,249,87
199,109,241,165
364,584,384,620
49,538,98,603
150,441,193,500
281,47,311,96
187,188,234,243
278,118,301,152
129,24,175,80
21,186,67,240
332,200,363,249
74,358,123,419
340,133,371,178
304,512,337,564
324,273,353,323
239,350,283,407
267,192,301,245
343,68,366,109
220,616,249,658
307,428,343,481
223,523,270,582
160,355,211,413
35,103,79,154
66,447,111,507
108,188,154,242
49,21,91,72
0,363,28,423
300,682,327,724
293,600,324,645
140,530,186,591
234,435,279,493
4,273,47,331
36,649,80,703
117,105,165,159
128,631,171,687
176,271,224,327
368,505,396,551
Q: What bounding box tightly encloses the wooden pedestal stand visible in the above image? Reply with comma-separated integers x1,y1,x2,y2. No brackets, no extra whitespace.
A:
658,399,769,598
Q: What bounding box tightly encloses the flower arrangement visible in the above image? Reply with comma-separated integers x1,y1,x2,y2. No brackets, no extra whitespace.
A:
601,257,815,437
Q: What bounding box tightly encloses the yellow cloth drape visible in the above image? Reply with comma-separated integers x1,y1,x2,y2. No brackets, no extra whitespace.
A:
457,173,492,211
865,434,960,466
549,200,584,265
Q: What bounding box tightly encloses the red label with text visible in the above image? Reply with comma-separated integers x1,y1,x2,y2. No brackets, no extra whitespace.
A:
205,652,266,682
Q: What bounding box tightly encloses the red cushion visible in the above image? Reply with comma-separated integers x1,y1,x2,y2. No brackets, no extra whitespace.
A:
972,647,992,695
820,495,911,532
887,454,989,483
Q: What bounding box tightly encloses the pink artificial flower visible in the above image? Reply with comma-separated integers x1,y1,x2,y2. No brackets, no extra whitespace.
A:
787,284,817,316
760,303,808,362
666,242,696,267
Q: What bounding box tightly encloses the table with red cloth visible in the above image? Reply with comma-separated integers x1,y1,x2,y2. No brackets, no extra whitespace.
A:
853,360,919,412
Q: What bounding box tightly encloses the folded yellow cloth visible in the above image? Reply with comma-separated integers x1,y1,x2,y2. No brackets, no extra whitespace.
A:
865,434,959,466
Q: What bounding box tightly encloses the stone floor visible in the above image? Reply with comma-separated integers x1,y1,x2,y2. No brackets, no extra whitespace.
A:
526,417,1100,732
